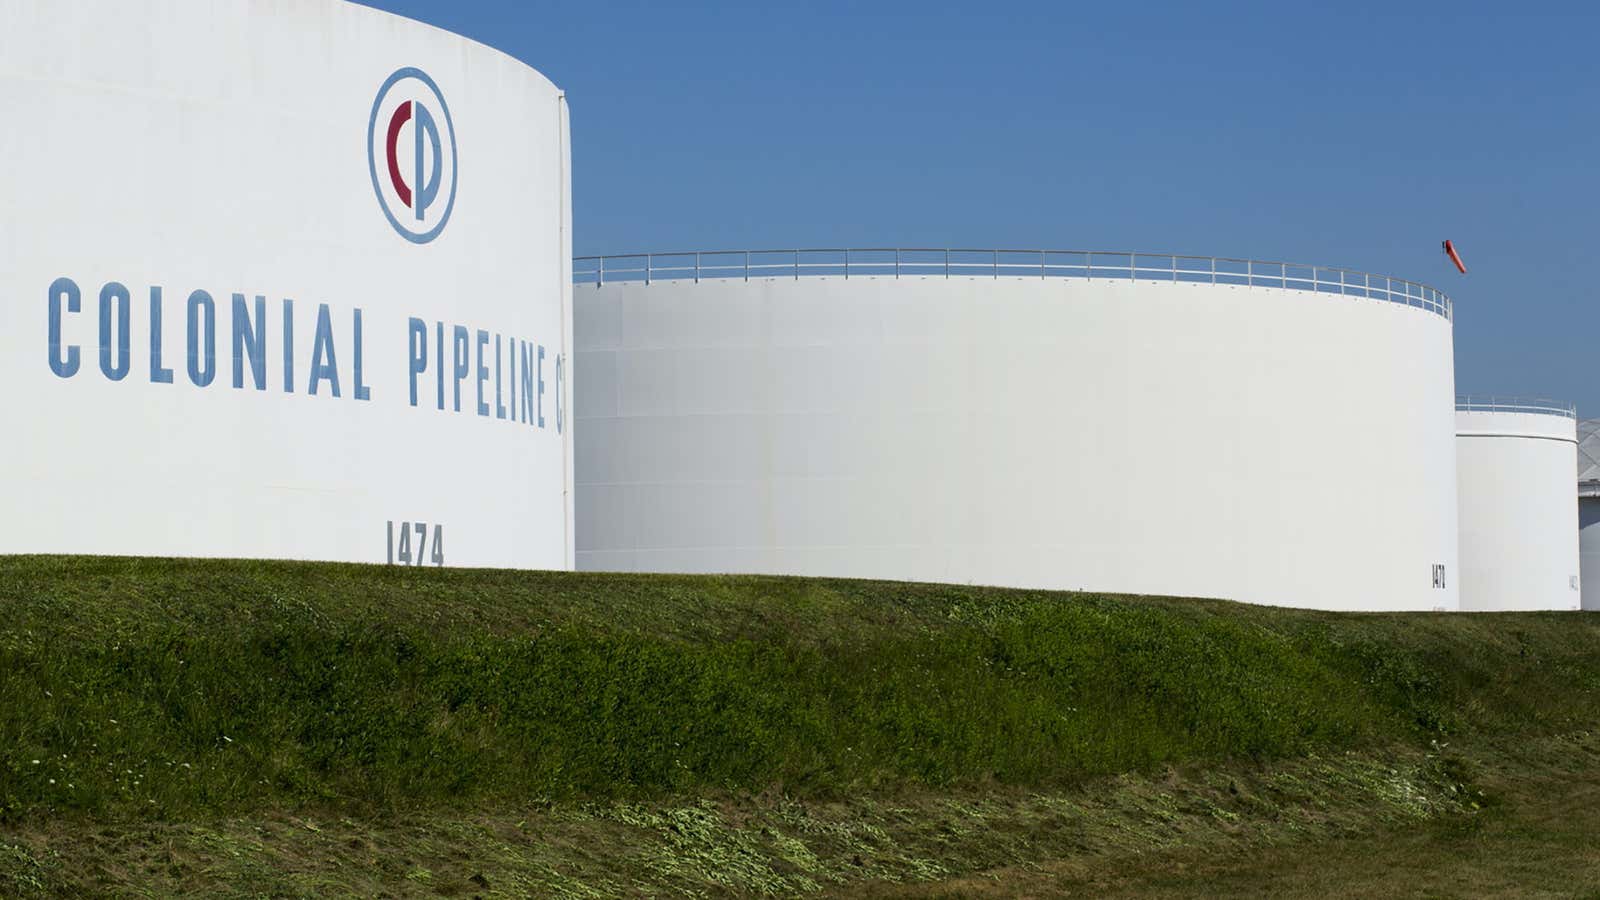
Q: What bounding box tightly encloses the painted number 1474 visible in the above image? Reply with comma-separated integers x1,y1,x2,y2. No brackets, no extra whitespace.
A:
388,521,444,566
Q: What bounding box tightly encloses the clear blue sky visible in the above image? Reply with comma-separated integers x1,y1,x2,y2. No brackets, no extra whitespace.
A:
363,1,1599,415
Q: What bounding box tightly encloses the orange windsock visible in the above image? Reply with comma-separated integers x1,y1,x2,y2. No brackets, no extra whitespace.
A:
1442,240,1467,274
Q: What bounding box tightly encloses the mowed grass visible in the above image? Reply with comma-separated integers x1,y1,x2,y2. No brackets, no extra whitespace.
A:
855,732,1600,899
7,736,1584,898
2,554,1598,828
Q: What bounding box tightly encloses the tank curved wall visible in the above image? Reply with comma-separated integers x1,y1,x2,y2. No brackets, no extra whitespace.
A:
575,265,1459,611
1582,497,1600,611
0,1,573,568
1576,419,1600,610
1455,406,1580,611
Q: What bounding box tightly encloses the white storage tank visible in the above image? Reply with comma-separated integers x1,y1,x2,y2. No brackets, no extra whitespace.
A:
0,1,573,569
575,250,1460,611
1578,419,1600,611
1456,399,1580,611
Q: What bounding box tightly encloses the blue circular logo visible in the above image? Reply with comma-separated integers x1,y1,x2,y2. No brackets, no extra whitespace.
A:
368,67,458,244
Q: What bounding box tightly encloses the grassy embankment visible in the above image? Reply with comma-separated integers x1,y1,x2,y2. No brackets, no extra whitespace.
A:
1,555,1598,896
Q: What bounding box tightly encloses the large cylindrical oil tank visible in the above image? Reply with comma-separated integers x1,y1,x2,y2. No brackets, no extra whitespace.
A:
0,1,573,568
1577,419,1600,611
1455,400,1581,611
574,250,1459,611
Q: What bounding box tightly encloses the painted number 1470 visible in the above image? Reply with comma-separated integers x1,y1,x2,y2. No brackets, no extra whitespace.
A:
387,521,444,566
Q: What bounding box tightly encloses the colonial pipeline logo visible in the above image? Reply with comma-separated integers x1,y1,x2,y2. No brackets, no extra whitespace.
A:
367,67,458,243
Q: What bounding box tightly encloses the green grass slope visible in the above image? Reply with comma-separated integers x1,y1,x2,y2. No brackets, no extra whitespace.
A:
2,555,1597,827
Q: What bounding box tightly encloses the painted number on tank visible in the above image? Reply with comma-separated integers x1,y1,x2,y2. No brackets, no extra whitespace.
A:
387,521,445,567
1431,564,1446,589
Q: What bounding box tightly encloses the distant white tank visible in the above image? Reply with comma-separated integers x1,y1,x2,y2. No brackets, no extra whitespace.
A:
575,249,1460,612
1577,419,1600,611
1456,399,1580,611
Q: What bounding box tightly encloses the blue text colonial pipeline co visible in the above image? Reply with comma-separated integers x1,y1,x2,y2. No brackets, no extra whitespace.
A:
44,278,565,430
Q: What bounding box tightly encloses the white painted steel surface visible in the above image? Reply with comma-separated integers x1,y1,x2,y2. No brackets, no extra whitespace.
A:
1583,499,1600,612
0,1,573,568
1577,420,1600,610
576,273,1459,611
1456,409,1580,611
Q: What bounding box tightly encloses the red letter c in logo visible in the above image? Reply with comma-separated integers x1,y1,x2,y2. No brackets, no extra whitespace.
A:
386,101,413,208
